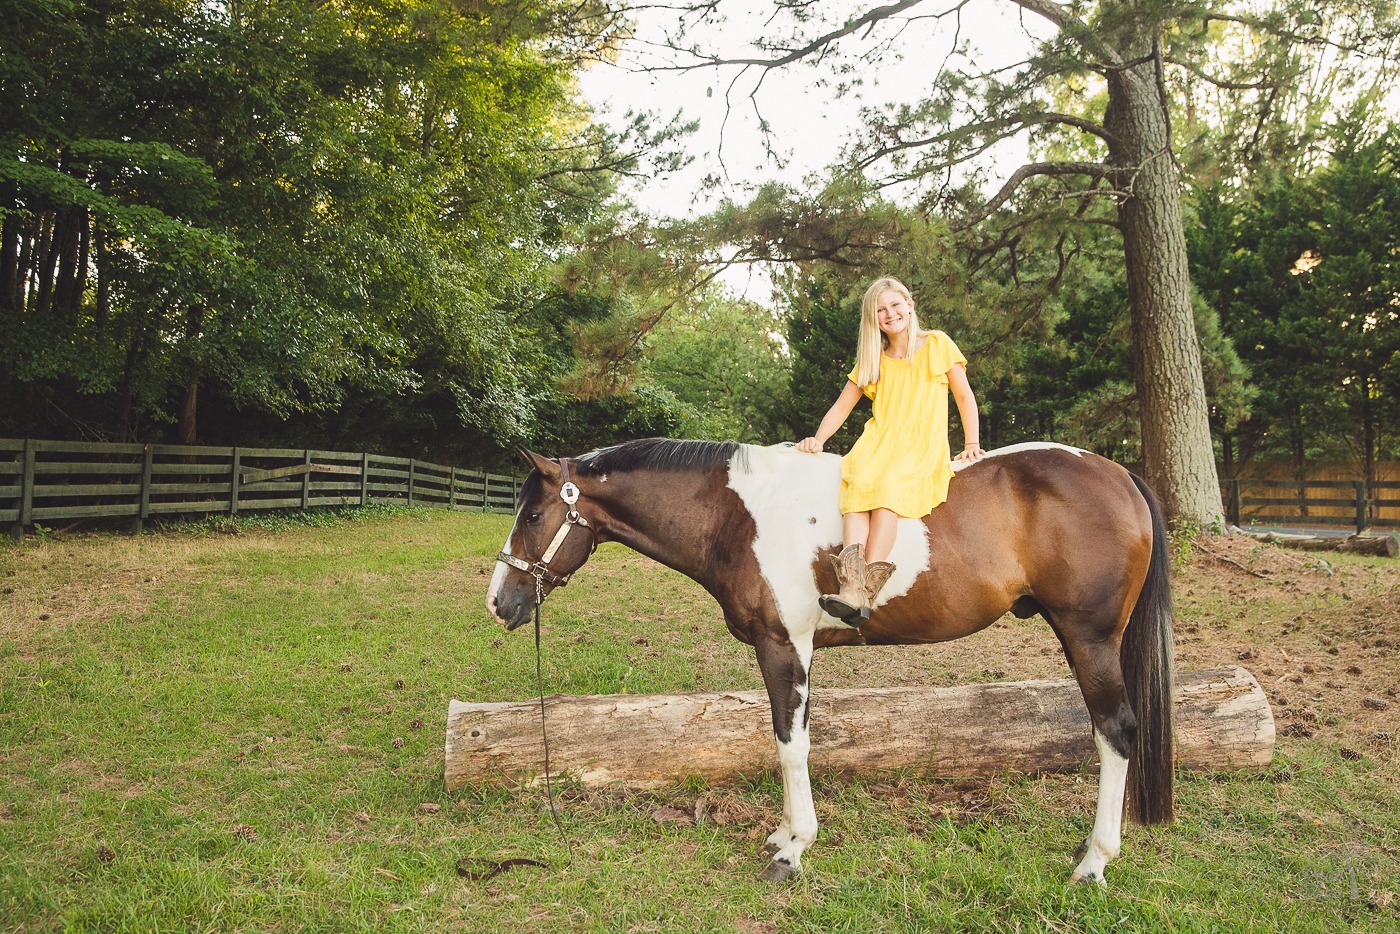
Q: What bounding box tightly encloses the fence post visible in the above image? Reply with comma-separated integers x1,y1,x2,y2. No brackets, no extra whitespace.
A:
300,449,312,511
12,439,34,540
1355,481,1368,534
481,469,489,513
449,467,457,510
1227,479,1241,528
361,452,370,507
134,444,153,534
230,447,241,516
408,459,416,506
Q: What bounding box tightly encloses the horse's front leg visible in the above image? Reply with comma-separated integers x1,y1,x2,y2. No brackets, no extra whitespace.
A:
753,628,815,883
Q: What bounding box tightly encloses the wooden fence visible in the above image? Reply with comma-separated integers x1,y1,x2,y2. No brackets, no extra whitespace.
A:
1,439,520,536
1223,477,1400,533
6,437,1397,537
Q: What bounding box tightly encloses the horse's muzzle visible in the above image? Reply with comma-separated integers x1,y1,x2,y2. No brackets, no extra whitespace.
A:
489,590,534,631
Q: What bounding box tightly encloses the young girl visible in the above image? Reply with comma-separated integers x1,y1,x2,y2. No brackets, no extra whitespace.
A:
796,276,984,625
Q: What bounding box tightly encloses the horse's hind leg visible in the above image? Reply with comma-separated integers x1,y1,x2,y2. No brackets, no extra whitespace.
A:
1051,611,1137,886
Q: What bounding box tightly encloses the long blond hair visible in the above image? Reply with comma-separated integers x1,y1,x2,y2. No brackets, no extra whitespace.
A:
853,276,921,388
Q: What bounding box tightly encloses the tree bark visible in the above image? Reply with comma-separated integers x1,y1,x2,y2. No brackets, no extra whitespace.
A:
0,212,18,314
1103,59,1224,527
177,305,206,444
179,377,199,444
94,227,109,332
445,667,1273,790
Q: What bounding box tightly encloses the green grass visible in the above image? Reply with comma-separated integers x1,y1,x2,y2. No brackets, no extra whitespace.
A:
1,511,1396,932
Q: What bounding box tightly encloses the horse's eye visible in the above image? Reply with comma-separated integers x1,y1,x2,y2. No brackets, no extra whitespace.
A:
525,512,542,524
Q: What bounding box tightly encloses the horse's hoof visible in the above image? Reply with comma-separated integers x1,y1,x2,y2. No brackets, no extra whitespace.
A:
758,842,780,859
759,858,798,883
1068,870,1106,887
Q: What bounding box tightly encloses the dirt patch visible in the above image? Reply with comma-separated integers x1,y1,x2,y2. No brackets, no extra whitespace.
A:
1173,534,1399,764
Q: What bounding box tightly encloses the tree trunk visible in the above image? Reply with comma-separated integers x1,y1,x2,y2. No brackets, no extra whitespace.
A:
51,210,82,320
179,376,199,444
0,212,18,314
177,305,206,444
1104,61,1224,527
445,667,1273,790
94,227,109,332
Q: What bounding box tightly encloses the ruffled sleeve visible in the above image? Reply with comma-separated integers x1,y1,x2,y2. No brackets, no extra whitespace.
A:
922,330,967,383
848,363,877,400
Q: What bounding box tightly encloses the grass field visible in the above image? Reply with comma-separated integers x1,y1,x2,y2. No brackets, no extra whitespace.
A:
1,508,1397,932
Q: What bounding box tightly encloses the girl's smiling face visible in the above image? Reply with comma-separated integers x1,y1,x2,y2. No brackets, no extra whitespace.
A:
875,289,913,336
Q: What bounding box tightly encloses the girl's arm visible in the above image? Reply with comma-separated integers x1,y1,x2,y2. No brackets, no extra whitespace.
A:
796,380,864,453
948,364,985,462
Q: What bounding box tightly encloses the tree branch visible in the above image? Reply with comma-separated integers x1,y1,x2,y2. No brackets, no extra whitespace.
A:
1163,55,1273,91
640,0,934,72
953,161,1118,230
856,110,1117,172
1202,12,1393,57
1006,0,1122,66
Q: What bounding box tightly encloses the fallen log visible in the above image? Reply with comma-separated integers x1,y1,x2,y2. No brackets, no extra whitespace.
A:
1233,528,1398,558
445,666,1273,790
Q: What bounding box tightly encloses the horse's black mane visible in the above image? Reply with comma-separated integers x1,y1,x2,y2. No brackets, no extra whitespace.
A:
516,439,746,507
573,437,743,476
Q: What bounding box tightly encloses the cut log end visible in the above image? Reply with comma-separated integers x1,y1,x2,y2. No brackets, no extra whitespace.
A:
445,667,1274,791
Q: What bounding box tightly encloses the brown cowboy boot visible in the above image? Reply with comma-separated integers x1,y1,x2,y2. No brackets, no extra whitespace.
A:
819,543,871,626
864,560,896,608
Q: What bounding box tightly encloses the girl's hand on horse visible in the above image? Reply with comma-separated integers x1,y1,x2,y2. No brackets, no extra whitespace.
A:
954,443,985,464
796,437,824,454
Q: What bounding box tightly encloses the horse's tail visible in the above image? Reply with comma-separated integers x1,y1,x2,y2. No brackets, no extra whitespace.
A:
1122,472,1175,825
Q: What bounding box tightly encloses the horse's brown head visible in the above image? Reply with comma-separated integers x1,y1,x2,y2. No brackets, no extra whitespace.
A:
486,448,598,630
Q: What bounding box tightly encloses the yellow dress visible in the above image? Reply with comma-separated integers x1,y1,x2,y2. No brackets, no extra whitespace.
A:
840,330,967,519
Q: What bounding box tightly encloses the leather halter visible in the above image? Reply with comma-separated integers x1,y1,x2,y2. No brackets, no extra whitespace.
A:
496,457,596,604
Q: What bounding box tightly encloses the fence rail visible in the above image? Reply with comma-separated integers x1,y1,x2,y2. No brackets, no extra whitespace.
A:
1223,477,1400,533
8,438,1396,537
1,439,520,536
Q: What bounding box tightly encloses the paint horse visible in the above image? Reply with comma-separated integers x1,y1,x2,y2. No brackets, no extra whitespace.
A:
486,439,1174,885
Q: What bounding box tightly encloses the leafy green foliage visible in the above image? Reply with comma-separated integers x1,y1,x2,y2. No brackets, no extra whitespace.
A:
0,0,663,455
1189,120,1400,477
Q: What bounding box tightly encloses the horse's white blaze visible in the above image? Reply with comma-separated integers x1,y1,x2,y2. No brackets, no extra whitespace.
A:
727,444,932,632
1072,732,1129,884
951,440,1087,473
485,530,514,622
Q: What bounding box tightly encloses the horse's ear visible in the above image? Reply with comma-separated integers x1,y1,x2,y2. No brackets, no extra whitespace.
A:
515,446,561,479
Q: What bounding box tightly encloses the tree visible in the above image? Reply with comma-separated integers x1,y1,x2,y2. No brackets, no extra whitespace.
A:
628,0,1399,525
0,0,670,455
1191,120,1400,485
641,287,792,443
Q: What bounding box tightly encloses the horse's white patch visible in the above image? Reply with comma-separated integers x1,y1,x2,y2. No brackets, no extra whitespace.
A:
951,441,1087,474
1071,732,1129,884
727,444,932,633
485,530,513,622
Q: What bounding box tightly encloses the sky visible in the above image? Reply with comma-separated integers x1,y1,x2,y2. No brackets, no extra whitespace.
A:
579,2,1047,220
576,1,1049,299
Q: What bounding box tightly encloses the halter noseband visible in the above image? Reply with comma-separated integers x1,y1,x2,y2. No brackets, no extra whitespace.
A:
497,457,596,604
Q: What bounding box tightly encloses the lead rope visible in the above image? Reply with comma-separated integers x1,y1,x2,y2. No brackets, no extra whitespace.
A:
456,576,572,881
534,575,573,863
